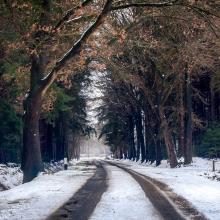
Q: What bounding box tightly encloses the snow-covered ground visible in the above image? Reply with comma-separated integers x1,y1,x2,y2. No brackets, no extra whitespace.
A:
0,161,69,191
1,157,220,220
0,164,22,190
0,160,96,220
112,157,220,220
89,164,163,220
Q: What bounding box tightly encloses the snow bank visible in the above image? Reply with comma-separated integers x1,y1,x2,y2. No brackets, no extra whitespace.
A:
0,161,72,191
0,164,22,191
113,157,220,220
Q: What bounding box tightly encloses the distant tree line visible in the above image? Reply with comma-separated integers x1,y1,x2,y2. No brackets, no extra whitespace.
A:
97,4,220,166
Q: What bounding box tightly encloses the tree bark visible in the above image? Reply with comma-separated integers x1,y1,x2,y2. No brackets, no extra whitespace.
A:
135,110,145,162
55,116,65,161
159,106,178,168
210,87,215,123
178,73,185,158
135,122,140,161
144,114,150,162
184,72,193,164
46,123,54,161
155,139,162,166
128,116,136,160
154,124,162,166
21,93,43,183
21,54,45,183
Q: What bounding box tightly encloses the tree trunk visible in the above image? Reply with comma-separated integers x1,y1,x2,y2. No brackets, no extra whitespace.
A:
210,87,215,123
149,139,156,163
46,123,54,161
136,110,145,162
145,112,156,163
128,116,136,160
144,115,150,162
184,72,193,164
55,118,65,161
137,110,146,163
154,124,162,166
216,93,220,121
159,106,178,168
21,94,43,183
135,124,140,161
178,74,185,158
21,54,45,183
155,139,162,166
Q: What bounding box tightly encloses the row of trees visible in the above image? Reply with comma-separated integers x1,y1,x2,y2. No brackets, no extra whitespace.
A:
97,3,220,167
0,0,220,181
0,62,91,163
0,0,106,182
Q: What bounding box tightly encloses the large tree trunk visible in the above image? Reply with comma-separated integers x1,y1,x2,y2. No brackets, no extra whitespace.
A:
154,125,162,166
144,108,157,163
144,112,156,163
21,94,43,183
184,72,193,164
21,3,51,182
21,54,45,183
159,106,178,168
149,139,156,163
155,139,162,166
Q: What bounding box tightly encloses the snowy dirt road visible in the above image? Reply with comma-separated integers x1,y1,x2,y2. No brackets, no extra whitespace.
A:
48,160,202,220
48,160,163,220
89,162,163,220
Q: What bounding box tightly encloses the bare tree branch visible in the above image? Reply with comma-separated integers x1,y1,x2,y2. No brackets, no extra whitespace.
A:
54,0,93,30
192,8,219,37
66,14,97,24
112,1,220,21
182,3,220,19
111,0,179,10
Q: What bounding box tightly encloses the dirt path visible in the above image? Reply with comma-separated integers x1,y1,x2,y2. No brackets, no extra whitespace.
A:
47,160,207,220
106,161,208,220
47,161,108,220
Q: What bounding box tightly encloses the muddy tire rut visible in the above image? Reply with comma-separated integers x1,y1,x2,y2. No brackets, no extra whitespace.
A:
107,161,208,220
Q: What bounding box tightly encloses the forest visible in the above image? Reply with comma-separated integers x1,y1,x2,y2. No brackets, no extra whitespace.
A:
0,0,220,183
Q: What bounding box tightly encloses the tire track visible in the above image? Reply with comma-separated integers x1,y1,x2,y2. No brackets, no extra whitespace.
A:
46,161,108,220
106,161,207,220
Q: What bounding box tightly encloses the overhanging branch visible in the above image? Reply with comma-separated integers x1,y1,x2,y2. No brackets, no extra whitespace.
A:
111,0,179,10
111,0,220,20
41,0,220,94
183,4,220,19
40,0,112,93
54,0,93,30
